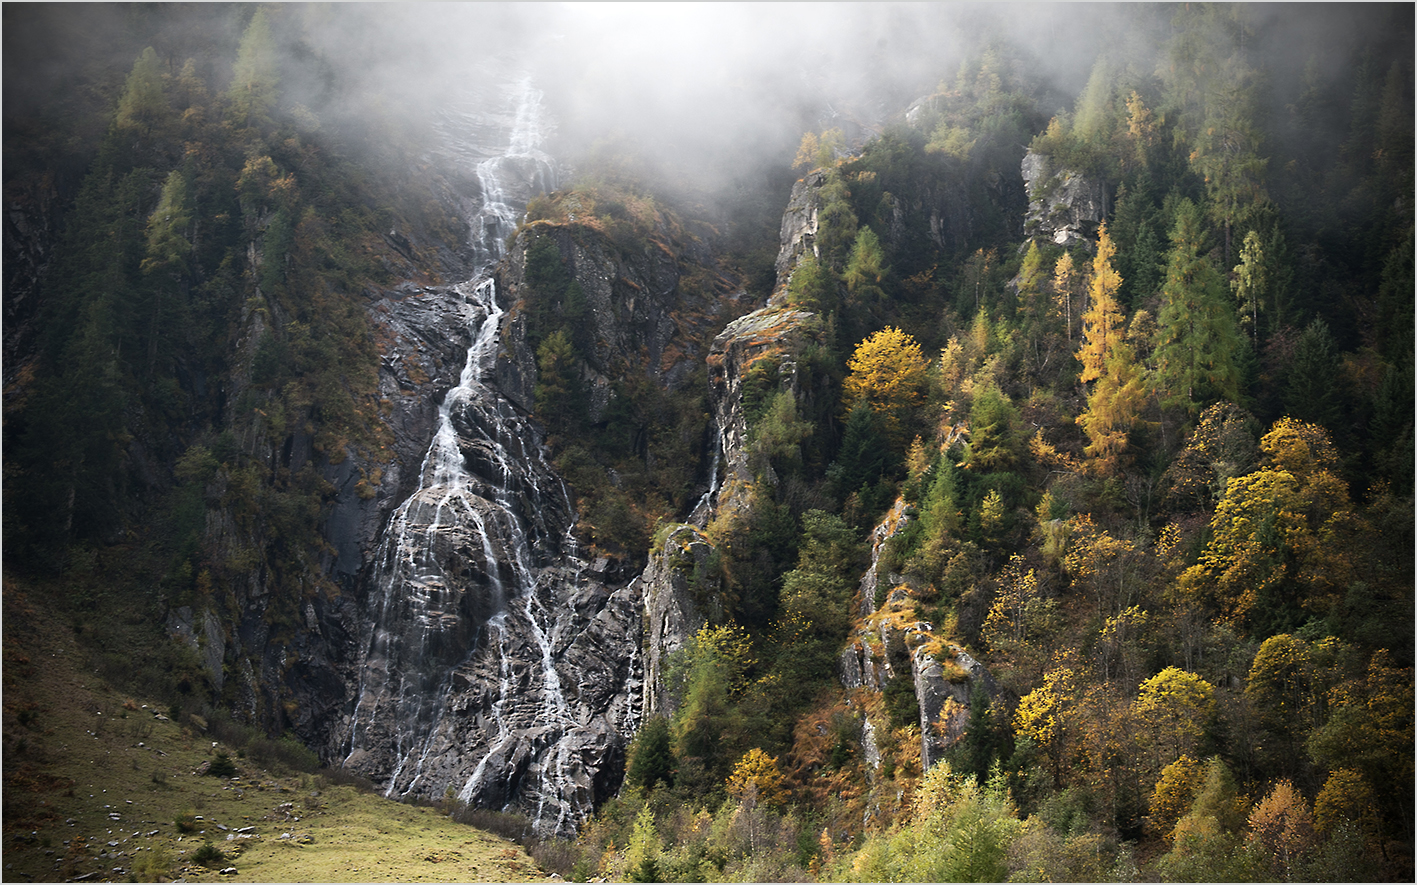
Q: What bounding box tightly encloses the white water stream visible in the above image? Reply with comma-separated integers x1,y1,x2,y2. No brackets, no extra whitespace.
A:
343,76,585,829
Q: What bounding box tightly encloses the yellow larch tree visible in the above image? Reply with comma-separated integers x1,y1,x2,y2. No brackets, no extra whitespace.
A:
842,326,930,449
1075,224,1147,474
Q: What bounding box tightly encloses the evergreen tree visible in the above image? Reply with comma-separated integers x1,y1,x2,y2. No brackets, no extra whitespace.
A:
843,226,888,308
1015,240,1061,375
828,400,893,500
625,716,676,790
140,169,194,376
1153,199,1243,416
964,382,1020,472
227,8,279,128
815,171,859,272
786,253,837,315
534,329,585,439
115,46,169,135
1283,319,1344,434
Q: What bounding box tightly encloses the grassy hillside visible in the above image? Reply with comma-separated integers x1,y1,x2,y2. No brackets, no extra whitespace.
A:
1,578,550,884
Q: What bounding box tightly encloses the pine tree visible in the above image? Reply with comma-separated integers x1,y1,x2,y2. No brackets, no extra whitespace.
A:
843,226,888,308
786,253,836,314
815,171,858,272
533,329,585,439
1153,199,1242,416
1284,319,1345,435
625,716,675,790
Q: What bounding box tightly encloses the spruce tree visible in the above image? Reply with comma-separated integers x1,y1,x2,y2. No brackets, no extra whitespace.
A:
1283,319,1344,434
115,46,168,135
1153,199,1243,416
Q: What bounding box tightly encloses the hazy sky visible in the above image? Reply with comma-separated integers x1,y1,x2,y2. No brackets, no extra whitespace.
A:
5,2,1407,194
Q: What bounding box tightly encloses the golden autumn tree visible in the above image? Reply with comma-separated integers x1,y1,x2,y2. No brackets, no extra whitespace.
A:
725,747,789,807
1075,224,1147,473
842,327,930,449
1133,667,1215,770
1312,768,1378,837
1177,418,1362,632
1306,649,1415,832
982,555,1057,689
1014,665,1077,788
1246,780,1317,880
1076,224,1126,382
1149,754,1205,842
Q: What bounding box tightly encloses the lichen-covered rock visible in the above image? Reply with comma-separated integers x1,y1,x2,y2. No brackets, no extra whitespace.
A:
493,221,741,420
1021,148,1105,249
771,170,826,302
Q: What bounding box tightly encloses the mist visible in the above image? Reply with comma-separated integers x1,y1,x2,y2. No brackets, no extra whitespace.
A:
5,3,1409,210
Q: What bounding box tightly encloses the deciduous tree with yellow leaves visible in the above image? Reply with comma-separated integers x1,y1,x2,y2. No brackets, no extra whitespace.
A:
1075,224,1148,473
842,326,930,450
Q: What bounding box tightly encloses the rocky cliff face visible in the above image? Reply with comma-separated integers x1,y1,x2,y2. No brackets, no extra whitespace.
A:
771,170,826,302
494,220,741,421
838,499,1000,771
705,306,822,517
635,524,721,718
1021,148,1105,249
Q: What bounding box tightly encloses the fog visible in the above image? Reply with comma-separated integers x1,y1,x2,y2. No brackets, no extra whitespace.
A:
5,3,1409,204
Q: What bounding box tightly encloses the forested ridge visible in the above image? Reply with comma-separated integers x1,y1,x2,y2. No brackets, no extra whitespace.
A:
3,3,1413,883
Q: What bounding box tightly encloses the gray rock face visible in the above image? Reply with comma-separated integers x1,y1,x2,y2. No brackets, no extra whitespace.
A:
324,285,484,583
705,306,821,519
772,170,826,301
838,498,999,771
1021,148,1105,249
635,525,723,717
329,276,645,838
494,222,739,421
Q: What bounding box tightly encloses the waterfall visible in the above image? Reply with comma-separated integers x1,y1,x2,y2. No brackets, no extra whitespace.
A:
343,74,604,832
688,420,725,527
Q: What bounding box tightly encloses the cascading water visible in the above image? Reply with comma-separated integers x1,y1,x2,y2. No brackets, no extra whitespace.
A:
341,75,643,836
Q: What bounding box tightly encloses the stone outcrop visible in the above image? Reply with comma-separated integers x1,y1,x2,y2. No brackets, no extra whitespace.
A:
323,284,485,582
705,306,822,518
634,524,724,717
1021,148,1106,249
838,498,1000,771
494,221,743,420
771,170,826,302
